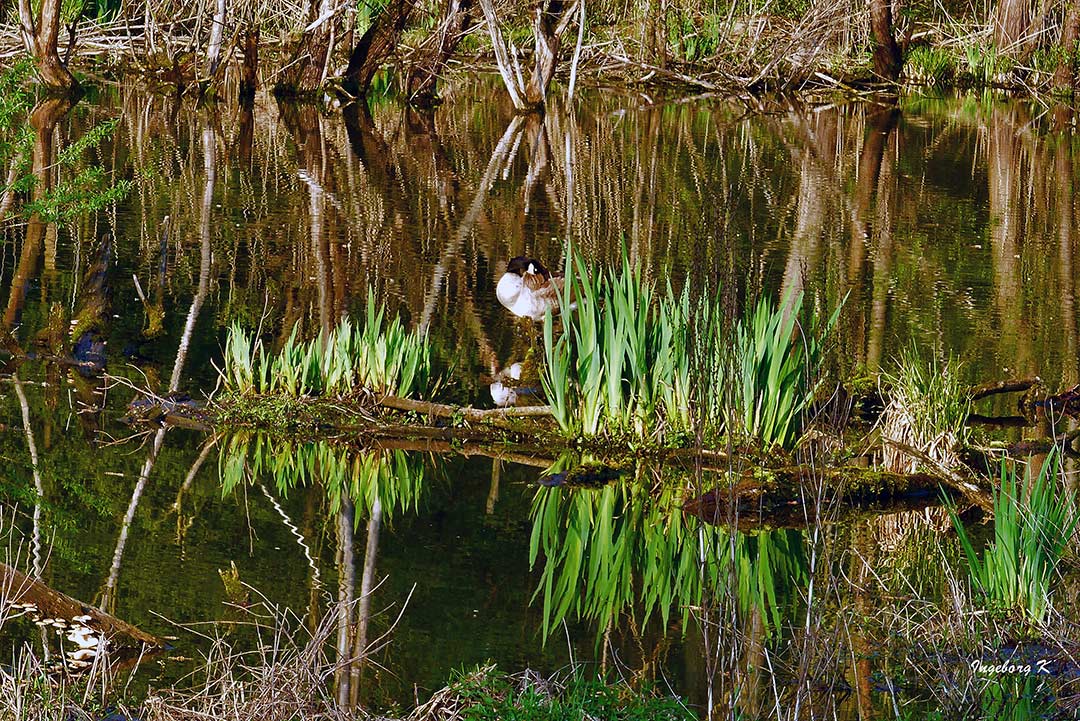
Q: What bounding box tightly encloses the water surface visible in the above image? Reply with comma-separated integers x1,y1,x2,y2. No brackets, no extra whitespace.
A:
2,79,1078,718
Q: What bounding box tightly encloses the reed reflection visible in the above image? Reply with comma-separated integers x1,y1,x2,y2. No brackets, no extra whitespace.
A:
220,434,430,709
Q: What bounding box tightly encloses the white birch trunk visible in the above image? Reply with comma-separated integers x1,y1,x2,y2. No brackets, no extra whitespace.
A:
206,0,228,75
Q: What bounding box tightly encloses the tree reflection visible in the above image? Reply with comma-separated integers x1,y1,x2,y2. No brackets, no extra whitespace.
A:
2,96,74,345
219,433,427,709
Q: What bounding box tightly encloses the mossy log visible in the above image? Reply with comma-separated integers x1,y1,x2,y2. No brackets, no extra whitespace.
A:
376,395,555,424
1,562,163,648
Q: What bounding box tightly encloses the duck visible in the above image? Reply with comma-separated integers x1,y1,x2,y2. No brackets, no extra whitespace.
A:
490,362,523,407
488,355,544,407
496,256,567,321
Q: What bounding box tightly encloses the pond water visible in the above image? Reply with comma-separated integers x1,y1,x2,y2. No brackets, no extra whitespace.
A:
2,77,1079,718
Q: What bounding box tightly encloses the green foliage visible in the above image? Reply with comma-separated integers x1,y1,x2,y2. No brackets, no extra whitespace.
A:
541,251,839,449
905,45,956,86
961,44,1013,86
25,164,134,224
220,433,426,520
86,0,123,20
529,473,808,640
0,63,132,225
61,0,86,24
734,527,808,632
442,665,694,721
685,282,729,441
732,291,840,450
221,289,432,399
0,59,35,135
541,251,694,443
882,344,970,473
355,0,391,36
667,11,722,63
949,451,1079,625
0,59,36,206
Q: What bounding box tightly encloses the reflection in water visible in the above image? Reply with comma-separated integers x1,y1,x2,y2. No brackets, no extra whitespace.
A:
529,467,808,641
222,435,429,708
3,80,1080,716
221,434,426,518
100,123,216,614
2,83,1080,398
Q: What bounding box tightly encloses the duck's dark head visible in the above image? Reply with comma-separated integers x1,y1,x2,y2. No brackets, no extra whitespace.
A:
506,256,550,279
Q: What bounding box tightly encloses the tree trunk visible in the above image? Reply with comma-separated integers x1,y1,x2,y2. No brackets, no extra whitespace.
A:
1055,135,1077,381
3,97,74,341
1054,3,1080,93
406,0,473,104
849,105,899,292
206,0,228,76
987,107,1031,373
342,0,416,97
17,0,78,91
524,0,575,106
347,497,381,709
481,0,579,111
333,500,356,707
0,562,163,648
275,0,336,95
237,98,255,167
478,0,528,109
240,24,260,98
869,0,902,82
993,0,1031,50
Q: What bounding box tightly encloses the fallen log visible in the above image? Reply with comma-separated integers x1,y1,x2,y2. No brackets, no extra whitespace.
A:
969,377,1041,403
376,394,554,422
967,413,1030,427
1,562,163,648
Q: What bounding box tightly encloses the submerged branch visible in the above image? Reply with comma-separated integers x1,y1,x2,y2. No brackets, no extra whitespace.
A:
969,377,1041,402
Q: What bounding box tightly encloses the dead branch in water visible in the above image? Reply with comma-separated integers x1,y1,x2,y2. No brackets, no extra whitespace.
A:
0,562,163,648
881,437,992,510
969,377,1041,402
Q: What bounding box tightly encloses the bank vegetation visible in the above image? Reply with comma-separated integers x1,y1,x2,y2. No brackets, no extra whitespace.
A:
3,0,1080,102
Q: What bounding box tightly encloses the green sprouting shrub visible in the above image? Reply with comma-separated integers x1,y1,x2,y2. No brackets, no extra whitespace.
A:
950,451,1079,625
905,45,957,85
222,289,432,399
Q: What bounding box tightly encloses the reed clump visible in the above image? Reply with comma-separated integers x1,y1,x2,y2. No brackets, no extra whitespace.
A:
541,251,840,451
949,452,1079,626
732,292,839,451
541,252,693,445
221,290,432,401
881,345,971,474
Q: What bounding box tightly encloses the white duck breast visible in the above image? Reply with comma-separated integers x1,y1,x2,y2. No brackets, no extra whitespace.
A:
497,273,563,320
496,273,551,320
490,381,518,407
